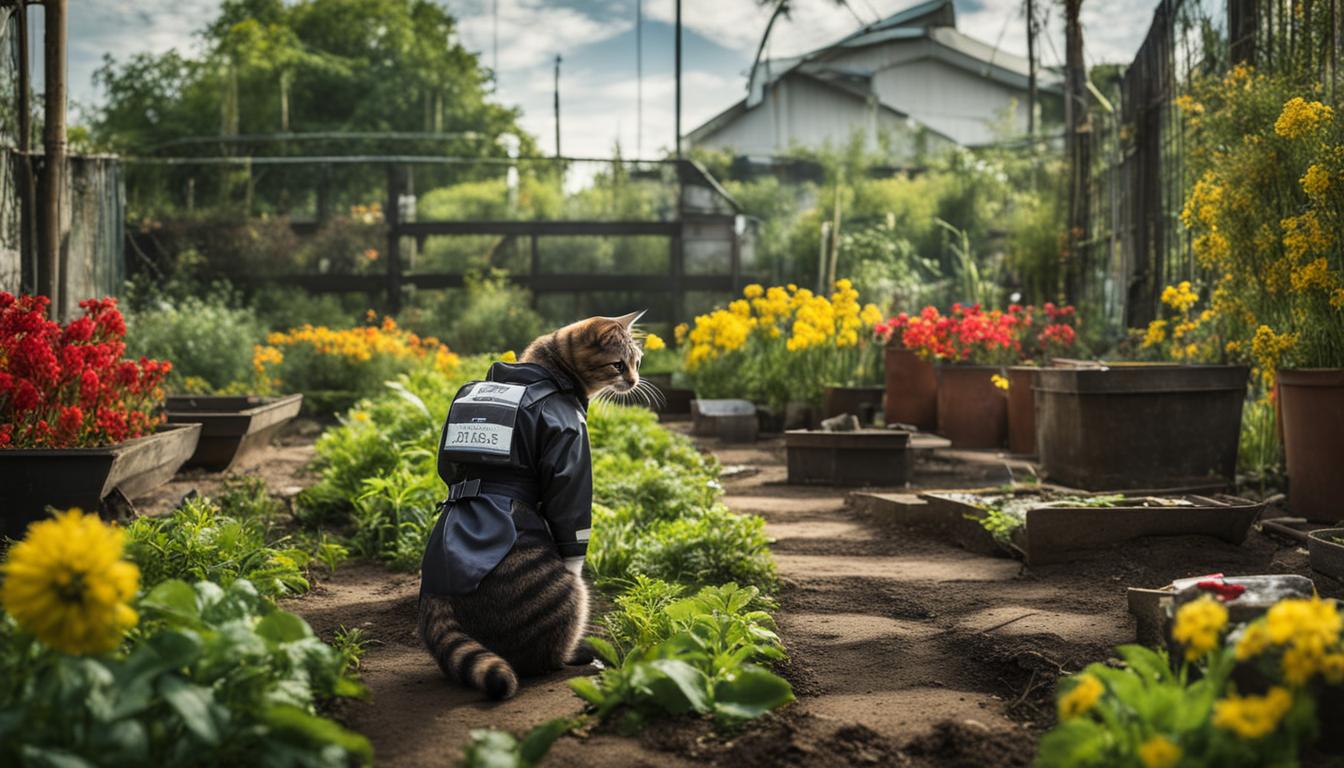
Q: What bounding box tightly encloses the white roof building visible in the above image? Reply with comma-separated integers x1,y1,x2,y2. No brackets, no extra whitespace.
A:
688,0,1061,161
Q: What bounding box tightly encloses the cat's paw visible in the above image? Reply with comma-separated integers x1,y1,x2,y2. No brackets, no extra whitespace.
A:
565,645,596,666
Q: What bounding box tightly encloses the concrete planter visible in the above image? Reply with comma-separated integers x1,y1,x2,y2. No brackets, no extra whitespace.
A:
166,393,304,472
0,424,202,538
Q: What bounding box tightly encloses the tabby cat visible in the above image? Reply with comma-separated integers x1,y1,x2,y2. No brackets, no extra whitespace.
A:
418,313,651,699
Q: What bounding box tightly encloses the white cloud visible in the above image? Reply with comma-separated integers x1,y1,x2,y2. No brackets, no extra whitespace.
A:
456,0,632,72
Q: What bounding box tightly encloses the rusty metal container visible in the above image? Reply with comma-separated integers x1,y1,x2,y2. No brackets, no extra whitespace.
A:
1035,364,1249,491
1005,366,1037,456
936,365,1007,449
1278,369,1344,521
823,386,885,425
883,347,937,430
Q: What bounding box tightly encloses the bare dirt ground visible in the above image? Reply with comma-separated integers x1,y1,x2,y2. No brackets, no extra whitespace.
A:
160,426,1338,767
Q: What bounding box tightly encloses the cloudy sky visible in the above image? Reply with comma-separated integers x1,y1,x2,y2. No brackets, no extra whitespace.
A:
56,0,1156,157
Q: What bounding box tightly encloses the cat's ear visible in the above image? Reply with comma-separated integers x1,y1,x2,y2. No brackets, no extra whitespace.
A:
610,310,646,329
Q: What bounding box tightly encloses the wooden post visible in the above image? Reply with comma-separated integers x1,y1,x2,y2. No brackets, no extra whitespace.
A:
1063,0,1089,305
669,226,683,329
529,231,540,309
39,0,68,315
1026,0,1037,139
384,164,402,314
16,0,36,294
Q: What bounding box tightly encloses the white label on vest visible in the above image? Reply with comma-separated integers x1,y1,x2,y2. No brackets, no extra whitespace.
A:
458,382,526,407
444,422,513,455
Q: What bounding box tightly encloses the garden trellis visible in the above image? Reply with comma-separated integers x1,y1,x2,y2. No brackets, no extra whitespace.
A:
123,153,754,328
1083,0,1343,330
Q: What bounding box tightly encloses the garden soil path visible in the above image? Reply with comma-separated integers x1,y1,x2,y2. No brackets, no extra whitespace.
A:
190,427,1335,767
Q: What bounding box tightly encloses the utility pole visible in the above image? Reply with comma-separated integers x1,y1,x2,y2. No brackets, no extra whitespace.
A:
675,0,682,157
636,0,643,156
40,0,68,316
553,54,562,157
1026,0,1037,140
1063,0,1089,304
492,0,499,77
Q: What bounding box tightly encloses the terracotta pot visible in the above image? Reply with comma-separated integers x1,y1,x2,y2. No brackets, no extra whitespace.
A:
823,386,885,425
1005,366,1038,456
1278,368,1344,522
884,347,937,430
1035,364,1248,491
936,365,1008,449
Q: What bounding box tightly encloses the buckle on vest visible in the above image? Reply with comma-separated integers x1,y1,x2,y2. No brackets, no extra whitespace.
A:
447,478,482,501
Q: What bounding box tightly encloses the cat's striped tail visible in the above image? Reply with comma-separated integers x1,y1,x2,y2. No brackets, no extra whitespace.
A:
418,595,519,700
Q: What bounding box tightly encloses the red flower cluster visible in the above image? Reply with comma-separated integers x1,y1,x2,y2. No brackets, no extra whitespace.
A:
874,302,1079,364
1,293,171,448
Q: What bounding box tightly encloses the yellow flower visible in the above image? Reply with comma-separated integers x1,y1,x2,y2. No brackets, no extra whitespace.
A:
991,374,1009,391
1236,622,1272,661
1282,645,1321,686
1301,164,1330,198
500,350,518,363
1331,289,1344,310
1,509,140,655
1139,735,1182,768
1142,319,1168,348
1291,258,1335,293
1171,596,1228,662
1161,281,1199,313
1265,596,1341,650
743,284,764,299
1274,97,1334,139
673,323,689,345
351,410,370,423
643,334,666,352
1213,687,1293,740
1322,653,1344,684
1058,674,1104,720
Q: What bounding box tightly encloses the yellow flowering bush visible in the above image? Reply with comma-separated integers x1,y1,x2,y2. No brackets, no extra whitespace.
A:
1,509,140,655
252,312,460,413
683,280,884,410
1136,281,1222,364
1039,593,1333,767
1174,66,1344,383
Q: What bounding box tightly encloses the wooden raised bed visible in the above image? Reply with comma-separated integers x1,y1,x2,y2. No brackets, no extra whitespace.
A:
166,394,304,471
785,429,912,486
921,489,1265,565
0,423,202,538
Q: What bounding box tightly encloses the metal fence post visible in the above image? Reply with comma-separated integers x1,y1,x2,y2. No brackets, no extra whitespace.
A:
385,164,402,314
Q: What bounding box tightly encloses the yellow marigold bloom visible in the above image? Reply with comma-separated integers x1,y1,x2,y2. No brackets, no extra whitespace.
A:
1,509,140,655
1282,645,1321,686
673,322,689,345
1265,596,1341,650
1139,735,1182,768
860,303,883,327
1274,97,1334,139
352,410,370,423
1161,281,1199,313
1172,596,1228,661
834,278,853,291
743,284,764,299
729,299,751,317
1236,622,1272,661
500,350,518,363
1058,674,1104,720
1322,653,1344,684
1282,212,1331,262
1213,687,1293,740
991,374,1009,390
643,333,666,352
1301,164,1330,198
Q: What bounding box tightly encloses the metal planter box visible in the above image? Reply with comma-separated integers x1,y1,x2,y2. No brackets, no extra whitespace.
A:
691,399,758,442
0,423,202,538
1035,364,1249,491
166,394,304,472
785,429,912,486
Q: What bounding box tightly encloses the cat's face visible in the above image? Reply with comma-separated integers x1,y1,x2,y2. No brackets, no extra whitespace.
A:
568,311,644,396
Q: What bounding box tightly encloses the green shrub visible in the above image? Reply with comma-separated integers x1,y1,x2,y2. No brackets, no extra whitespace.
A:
125,496,313,599
125,290,265,393
629,507,777,593
417,269,546,356
0,579,369,767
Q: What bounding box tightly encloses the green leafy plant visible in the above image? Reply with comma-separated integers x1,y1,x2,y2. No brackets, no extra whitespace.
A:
459,717,580,768
124,286,265,393
0,579,369,767
571,582,792,732
125,496,314,599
